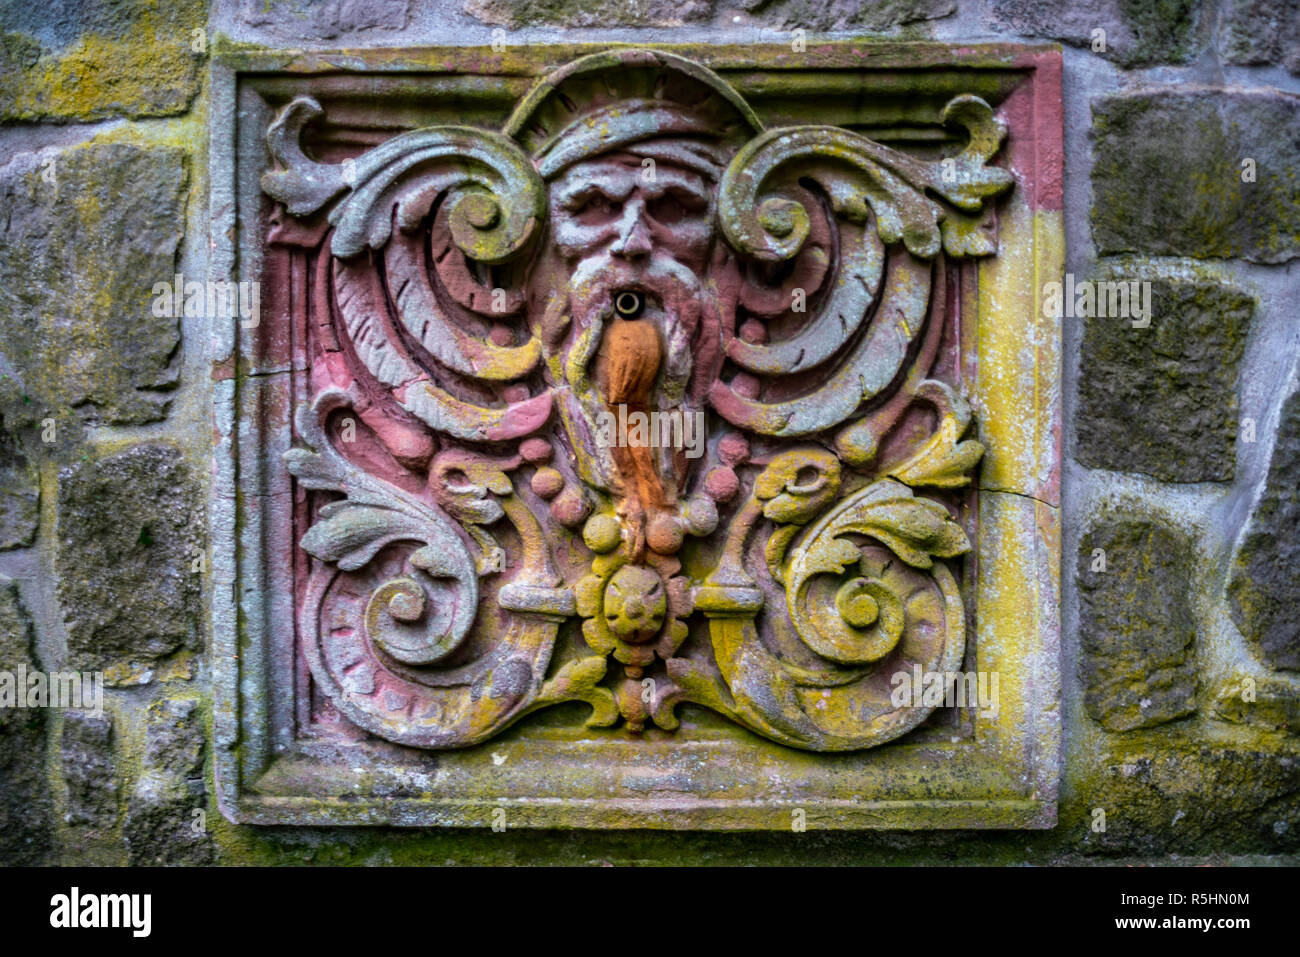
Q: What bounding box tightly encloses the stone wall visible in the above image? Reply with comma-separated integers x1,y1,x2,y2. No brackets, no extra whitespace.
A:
0,0,1297,864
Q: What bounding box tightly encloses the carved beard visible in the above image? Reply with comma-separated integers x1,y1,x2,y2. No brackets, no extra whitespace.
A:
568,252,699,389
555,248,721,550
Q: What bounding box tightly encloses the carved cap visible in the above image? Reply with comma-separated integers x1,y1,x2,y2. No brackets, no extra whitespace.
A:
503,49,764,180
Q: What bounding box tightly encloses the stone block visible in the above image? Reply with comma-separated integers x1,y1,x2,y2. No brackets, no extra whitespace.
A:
1229,386,1300,670
55,444,202,681
0,579,51,863
1091,91,1300,264
1076,269,1253,482
1078,519,1197,731
0,144,187,426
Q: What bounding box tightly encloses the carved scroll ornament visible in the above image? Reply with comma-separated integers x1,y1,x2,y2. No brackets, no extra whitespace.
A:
262,49,1011,752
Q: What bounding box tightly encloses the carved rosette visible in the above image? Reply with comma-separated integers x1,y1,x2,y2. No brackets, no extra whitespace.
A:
264,49,1011,751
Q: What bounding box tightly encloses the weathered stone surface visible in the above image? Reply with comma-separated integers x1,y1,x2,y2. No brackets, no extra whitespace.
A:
55,444,202,680
0,144,187,426
0,0,204,121
465,0,711,27
226,42,1056,835
123,697,212,865
733,0,954,31
1219,0,1300,73
990,0,1206,67
1076,270,1253,482
0,364,86,466
0,410,38,550
1080,746,1300,854
0,579,51,864
1211,673,1300,734
62,712,118,828
141,697,205,779
237,0,410,38
1078,519,1197,731
1091,91,1300,264
1228,386,1300,671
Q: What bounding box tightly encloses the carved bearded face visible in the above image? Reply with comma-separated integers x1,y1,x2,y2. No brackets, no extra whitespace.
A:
550,154,715,270
544,149,724,528
549,152,717,406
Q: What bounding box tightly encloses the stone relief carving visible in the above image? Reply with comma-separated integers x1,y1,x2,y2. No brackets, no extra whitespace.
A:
261,48,1012,752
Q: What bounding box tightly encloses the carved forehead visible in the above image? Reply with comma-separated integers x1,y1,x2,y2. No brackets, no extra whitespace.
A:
505,50,761,179
550,155,714,208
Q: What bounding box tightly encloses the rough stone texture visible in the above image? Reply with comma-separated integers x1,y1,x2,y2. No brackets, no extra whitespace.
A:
0,0,204,121
62,712,118,828
1078,519,1198,731
1080,746,1300,855
55,444,202,681
0,579,52,864
1219,0,1300,73
0,144,187,426
123,697,212,865
730,0,954,31
990,0,1205,67
238,0,410,38
466,0,712,27
0,410,38,550
1091,91,1300,264
1075,270,1254,482
463,0,952,29
0,0,1296,866
1211,673,1300,734
142,697,206,780
1228,386,1300,671
0,358,87,468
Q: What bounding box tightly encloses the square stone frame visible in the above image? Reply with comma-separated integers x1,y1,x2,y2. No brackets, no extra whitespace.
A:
210,41,1063,830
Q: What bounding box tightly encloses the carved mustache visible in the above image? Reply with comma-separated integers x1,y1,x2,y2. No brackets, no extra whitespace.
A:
554,249,721,410
570,253,705,404
566,251,703,329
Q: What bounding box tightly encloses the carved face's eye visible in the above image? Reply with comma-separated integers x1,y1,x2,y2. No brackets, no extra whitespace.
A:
647,189,707,227
647,194,686,225
574,194,621,224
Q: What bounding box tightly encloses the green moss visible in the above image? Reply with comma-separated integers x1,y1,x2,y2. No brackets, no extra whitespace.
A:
0,30,42,72
465,0,712,29
0,0,206,122
1115,0,1202,67
1091,91,1300,263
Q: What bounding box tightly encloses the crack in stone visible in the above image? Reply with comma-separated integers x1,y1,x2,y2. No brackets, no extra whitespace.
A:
225,365,309,384
976,485,1059,510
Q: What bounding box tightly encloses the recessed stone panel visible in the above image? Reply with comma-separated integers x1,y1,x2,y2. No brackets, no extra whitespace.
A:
212,43,1063,830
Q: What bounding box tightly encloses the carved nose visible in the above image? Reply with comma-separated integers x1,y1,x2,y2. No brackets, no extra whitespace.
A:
611,213,653,260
